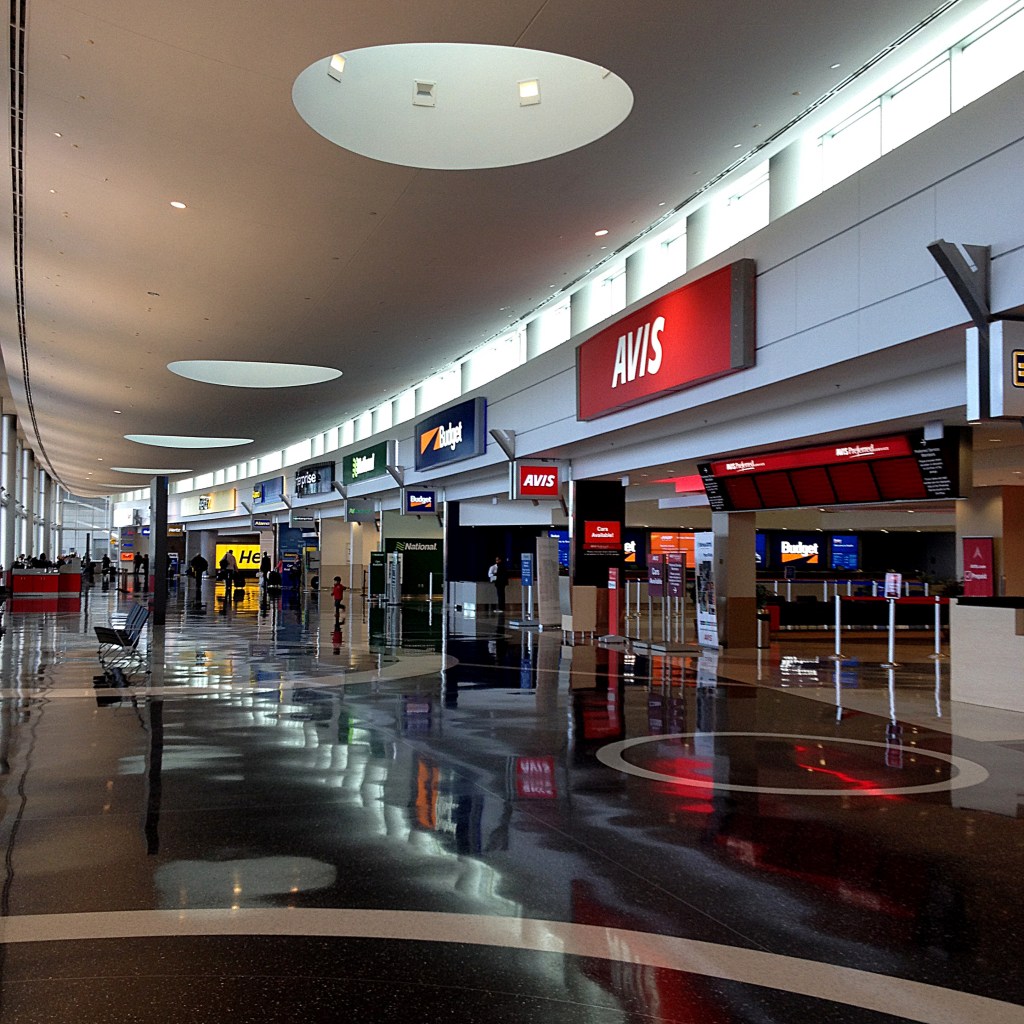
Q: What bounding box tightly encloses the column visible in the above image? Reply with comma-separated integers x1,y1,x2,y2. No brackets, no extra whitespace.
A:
685,204,712,272
955,483,1024,596
768,136,819,221
149,476,169,625
1,415,15,571
625,247,655,305
711,510,757,648
570,280,600,337
19,448,33,556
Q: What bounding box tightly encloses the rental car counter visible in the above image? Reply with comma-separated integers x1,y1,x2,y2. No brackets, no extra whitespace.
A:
6,566,83,611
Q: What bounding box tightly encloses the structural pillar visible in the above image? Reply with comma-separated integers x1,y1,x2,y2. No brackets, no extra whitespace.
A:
711,510,758,648
1,414,16,572
20,447,33,556
685,204,712,272
149,476,169,625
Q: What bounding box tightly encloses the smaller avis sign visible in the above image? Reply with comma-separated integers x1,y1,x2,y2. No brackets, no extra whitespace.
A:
511,462,561,500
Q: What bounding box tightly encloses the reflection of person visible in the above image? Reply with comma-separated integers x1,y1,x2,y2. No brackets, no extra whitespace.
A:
332,625,342,654
488,556,508,613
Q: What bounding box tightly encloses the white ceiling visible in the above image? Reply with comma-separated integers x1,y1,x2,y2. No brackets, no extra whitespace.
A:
0,0,991,495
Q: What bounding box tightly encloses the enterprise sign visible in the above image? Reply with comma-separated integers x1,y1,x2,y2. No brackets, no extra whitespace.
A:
414,397,486,471
294,462,335,497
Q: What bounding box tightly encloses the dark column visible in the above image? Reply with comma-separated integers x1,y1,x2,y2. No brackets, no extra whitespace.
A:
149,475,169,626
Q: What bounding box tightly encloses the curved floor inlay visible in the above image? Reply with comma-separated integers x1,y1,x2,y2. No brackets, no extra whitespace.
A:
596,732,990,796
0,909,1019,1024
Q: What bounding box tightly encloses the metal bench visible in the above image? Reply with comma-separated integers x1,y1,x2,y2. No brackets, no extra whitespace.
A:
94,603,150,673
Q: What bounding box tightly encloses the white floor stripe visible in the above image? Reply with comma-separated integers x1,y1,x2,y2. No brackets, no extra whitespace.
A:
597,732,989,796
0,909,1019,1023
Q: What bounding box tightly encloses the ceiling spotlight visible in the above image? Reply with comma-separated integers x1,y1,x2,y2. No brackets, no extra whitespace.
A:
53,132,62,138
594,229,609,237
412,80,436,107
328,53,346,81
518,79,540,106
830,63,841,69
170,201,186,209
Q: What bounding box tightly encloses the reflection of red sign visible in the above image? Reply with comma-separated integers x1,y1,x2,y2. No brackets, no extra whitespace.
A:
517,464,560,497
584,521,621,549
576,261,754,420
962,537,994,597
514,756,557,799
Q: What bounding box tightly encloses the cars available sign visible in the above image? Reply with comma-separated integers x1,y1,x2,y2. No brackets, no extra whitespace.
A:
584,521,621,549
576,259,755,420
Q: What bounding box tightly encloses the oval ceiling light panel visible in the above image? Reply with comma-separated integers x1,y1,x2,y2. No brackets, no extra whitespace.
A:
167,360,342,389
125,435,252,448
293,43,633,170
111,467,193,475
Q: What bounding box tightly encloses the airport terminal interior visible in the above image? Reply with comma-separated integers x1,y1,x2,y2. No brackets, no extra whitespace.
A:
0,0,1023,1021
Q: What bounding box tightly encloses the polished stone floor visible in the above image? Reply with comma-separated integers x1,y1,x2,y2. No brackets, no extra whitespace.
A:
0,577,1021,1022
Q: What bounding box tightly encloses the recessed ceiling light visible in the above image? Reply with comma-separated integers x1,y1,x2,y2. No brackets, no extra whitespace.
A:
594,229,609,236
293,43,633,170
170,201,186,209
53,132,62,138
167,359,343,389
733,143,742,148
112,466,193,475
831,63,841,69
518,79,540,106
328,53,346,81
113,409,122,414
124,434,253,449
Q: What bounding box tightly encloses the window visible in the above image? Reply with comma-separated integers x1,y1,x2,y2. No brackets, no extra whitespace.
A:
599,267,627,321
883,57,951,152
284,439,312,465
417,368,460,413
463,329,525,391
954,2,1024,109
709,162,769,253
661,231,687,285
820,101,881,189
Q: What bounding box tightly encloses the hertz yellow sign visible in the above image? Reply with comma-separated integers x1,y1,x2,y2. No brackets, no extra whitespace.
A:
214,543,262,571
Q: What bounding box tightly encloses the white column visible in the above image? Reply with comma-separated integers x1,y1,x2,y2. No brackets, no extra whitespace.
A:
685,205,712,272
768,136,820,221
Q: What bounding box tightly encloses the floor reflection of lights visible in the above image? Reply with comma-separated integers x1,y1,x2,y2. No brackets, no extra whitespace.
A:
0,909,1014,1024
596,732,989,797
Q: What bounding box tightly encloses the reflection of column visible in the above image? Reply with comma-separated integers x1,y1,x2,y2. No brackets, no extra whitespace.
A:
712,511,757,647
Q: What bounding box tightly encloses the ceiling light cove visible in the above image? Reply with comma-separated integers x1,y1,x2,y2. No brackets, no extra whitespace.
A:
293,43,633,170
124,435,252,449
111,467,193,475
167,359,342,389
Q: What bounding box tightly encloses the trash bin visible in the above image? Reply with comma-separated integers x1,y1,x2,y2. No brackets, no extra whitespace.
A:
757,611,770,649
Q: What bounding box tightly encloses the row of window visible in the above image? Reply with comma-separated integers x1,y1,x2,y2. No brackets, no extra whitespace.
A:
115,0,1024,504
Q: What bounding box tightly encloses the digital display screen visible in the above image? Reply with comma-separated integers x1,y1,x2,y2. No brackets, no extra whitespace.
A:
549,530,570,570
755,533,767,567
699,430,960,511
831,535,859,571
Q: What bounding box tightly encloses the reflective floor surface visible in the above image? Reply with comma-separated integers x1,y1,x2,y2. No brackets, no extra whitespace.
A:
0,578,1021,1022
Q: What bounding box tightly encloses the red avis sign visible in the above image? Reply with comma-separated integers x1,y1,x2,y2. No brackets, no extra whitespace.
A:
517,463,560,498
576,260,755,420
584,521,621,549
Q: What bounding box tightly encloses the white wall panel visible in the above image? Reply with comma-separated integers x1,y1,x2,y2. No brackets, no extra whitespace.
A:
858,188,937,307
794,232,861,333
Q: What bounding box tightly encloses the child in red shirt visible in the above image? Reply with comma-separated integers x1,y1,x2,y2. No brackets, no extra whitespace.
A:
332,576,347,620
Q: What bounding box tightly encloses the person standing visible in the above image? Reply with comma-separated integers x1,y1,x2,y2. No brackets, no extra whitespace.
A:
488,555,508,613
331,576,347,622
220,549,238,589
133,551,143,578
260,551,271,588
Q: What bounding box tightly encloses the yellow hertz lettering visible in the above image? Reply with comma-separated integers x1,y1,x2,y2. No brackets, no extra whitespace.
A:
611,315,665,388
420,421,463,454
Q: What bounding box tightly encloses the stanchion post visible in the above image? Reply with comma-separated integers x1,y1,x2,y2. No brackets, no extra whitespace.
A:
881,597,899,668
929,595,946,660
828,593,844,661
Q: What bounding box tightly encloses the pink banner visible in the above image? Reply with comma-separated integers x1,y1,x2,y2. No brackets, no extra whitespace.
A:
962,537,994,597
